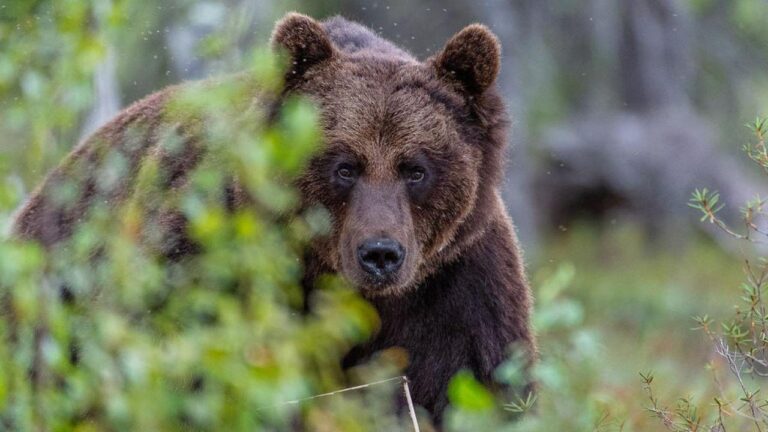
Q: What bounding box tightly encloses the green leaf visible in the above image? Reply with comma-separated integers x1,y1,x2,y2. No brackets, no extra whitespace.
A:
447,370,495,412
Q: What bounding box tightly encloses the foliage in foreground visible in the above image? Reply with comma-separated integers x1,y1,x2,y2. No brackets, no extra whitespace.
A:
0,51,410,429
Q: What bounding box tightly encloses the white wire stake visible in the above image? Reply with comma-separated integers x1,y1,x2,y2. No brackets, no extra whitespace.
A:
401,376,421,432
262,375,421,431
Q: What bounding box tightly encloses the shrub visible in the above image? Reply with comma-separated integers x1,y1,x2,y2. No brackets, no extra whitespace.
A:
641,117,768,431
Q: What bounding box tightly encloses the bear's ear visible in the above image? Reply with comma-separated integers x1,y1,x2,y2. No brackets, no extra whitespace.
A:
270,12,336,82
434,24,501,95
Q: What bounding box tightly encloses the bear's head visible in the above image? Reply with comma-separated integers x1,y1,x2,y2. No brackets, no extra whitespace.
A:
272,13,507,297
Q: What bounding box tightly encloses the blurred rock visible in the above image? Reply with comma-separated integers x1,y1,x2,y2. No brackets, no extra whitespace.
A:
534,108,764,246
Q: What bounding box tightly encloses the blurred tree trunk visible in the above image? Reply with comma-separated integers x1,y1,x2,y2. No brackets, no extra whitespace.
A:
619,0,693,111
80,47,120,139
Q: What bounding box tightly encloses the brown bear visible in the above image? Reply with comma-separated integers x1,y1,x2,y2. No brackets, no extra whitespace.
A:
12,13,536,422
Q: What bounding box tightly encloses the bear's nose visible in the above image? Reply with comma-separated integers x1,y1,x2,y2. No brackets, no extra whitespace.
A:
357,238,405,278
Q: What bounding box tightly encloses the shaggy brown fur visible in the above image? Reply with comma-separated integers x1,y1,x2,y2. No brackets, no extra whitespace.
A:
13,12,536,423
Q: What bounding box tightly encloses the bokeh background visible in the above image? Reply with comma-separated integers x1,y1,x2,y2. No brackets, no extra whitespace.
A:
3,0,768,430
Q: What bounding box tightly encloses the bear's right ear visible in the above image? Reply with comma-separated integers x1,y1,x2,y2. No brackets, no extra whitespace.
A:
270,13,336,83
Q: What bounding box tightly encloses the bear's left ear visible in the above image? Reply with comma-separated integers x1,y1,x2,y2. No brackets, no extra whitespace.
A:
270,12,336,82
434,24,501,95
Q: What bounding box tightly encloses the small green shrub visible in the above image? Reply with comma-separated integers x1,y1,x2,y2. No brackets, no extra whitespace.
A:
0,46,412,429
641,117,768,431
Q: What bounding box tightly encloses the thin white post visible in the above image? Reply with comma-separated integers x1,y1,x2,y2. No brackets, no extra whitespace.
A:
402,377,420,432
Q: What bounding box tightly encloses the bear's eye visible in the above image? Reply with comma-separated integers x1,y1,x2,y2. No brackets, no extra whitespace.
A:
336,164,357,181
406,167,425,183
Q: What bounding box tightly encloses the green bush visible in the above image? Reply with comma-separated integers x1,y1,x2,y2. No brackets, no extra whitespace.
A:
0,3,407,429
0,44,411,429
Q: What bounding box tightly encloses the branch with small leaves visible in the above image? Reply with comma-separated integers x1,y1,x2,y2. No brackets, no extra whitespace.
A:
689,118,768,244
745,118,768,175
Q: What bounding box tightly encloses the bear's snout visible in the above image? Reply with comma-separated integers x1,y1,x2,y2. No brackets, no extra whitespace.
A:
335,180,419,295
357,237,405,280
